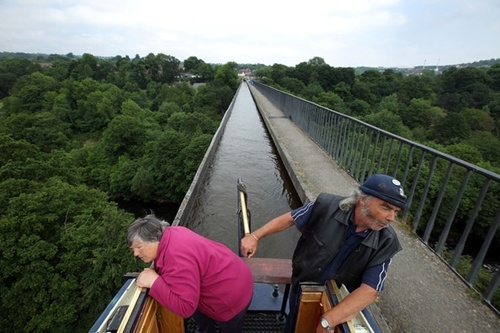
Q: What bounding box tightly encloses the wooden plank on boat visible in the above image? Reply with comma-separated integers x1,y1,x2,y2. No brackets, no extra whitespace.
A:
295,283,326,333
117,286,144,333
294,280,375,333
132,296,159,333
242,257,292,285
156,300,185,333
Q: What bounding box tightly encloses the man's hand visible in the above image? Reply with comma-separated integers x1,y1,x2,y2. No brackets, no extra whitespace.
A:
241,233,259,258
136,268,159,288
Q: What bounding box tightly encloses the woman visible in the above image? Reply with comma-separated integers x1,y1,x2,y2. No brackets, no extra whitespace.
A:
127,214,253,333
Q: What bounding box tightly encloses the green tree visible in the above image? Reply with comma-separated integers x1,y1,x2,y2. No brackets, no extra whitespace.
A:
401,98,446,131
444,143,483,164
289,61,313,86
397,75,437,105
156,53,181,84
361,109,412,138
108,155,140,200
0,112,72,152
312,91,346,112
168,111,217,135
0,58,41,98
279,77,306,95
67,53,100,81
194,83,235,114
213,62,239,90
459,108,495,132
347,98,372,117
431,112,471,144
156,82,195,108
307,56,326,66
3,72,58,114
140,53,180,85
194,62,215,82
100,114,158,160
0,178,141,332
300,82,324,101
143,129,189,202
183,56,203,72
438,66,493,112
377,93,400,115
464,131,500,166
267,63,290,86
130,164,157,201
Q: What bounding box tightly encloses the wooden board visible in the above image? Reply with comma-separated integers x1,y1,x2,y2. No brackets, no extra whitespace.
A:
242,257,292,284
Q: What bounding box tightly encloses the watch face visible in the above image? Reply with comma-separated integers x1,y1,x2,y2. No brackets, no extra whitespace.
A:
321,318,329,328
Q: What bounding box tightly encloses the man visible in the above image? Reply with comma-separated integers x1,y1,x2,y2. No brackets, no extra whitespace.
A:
241,174,407,332
128,214,253,333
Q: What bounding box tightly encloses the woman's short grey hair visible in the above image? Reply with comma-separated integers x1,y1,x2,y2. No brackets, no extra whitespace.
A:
126,214,170,246
339,188,371,211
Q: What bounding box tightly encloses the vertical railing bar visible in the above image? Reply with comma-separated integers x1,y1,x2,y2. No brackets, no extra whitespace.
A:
401,145,414,186
324,112,332,156
314,107,322,146
340,121,353,166
413,155,438,234
360,130,374,184
332,113,341,160
313,107,320,144
392,141,404,178
336,119,347,160
329,112,339,159
450,179,491,267
376,136,387,174
340,120,350,166
355,127,368,180
336,118,345,163
367,131,380,179
347,123,359,173
436,170,472,256
423,161,453,242
410,151,427,232
467,208,500,285
384,138,395,175
484,268,500,304
341,118,350,162
319,109,328,150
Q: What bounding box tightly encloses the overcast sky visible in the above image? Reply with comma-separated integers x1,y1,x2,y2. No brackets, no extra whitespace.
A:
1,0,499,68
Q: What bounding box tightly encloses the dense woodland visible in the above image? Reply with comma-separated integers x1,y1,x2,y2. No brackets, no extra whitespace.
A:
256,57,500,169
0,53,239,332
0,53,499,331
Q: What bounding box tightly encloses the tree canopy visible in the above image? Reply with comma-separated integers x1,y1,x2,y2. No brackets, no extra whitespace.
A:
0,53,240,332
258,58,500,168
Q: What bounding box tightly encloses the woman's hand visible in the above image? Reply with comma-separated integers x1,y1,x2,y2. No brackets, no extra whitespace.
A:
136,268,159,288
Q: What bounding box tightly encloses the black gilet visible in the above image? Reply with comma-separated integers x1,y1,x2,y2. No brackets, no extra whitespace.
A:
291,193,402,289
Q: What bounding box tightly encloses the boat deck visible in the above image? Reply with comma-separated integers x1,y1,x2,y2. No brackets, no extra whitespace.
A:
185,312,285,332
184,257,292,333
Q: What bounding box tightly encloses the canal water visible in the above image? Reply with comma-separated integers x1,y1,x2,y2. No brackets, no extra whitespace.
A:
183,83,302,259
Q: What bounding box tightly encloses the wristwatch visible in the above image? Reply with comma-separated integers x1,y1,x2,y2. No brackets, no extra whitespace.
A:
320,317,335,330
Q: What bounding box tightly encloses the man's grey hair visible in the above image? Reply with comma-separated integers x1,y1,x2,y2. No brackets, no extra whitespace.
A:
339,188,371,211
126,214,170,246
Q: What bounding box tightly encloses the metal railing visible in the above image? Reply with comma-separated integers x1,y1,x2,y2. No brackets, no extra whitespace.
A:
253,81,500,315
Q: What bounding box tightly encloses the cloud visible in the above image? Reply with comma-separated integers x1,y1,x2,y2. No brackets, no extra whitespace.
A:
0,0,499,67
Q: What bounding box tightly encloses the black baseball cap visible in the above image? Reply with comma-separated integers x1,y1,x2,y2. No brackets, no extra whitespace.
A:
359,174,408,209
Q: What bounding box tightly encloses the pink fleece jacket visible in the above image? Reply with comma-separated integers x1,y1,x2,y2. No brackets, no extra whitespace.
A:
149,226,254,322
